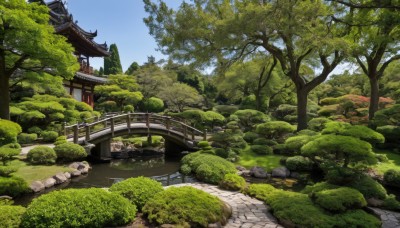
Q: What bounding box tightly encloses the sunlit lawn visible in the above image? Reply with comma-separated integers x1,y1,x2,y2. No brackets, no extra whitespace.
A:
373,149,400,174
236,146,285,171
9,159,73,184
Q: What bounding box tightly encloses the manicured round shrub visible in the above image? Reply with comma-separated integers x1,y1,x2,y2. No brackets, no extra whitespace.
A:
374,104,400,126
297,129,320,136
219,173,246,191
0,166,17,177
215,148,229,158
322,121,385,144
0,143,21,149
307,117,332,132
285,156,313,171
0,176,30,197
246,184,280,201
213,105,239,116
255,121,295,140
301,182,339,194
180,164,192,175
376,125,400,144
109,176,163,211
383,194,400,211
285,135,315,152
325,167,358,185
27,126,42,135
181,152,236,184
21,188,136,228
0,120,22,146
27,146,57,165
312,187,367,212
143,97,164,112
250,145,273,155
143,186,230,227
17,133,37,145
0,205,26,228
197,140,212,150
243,131,259,143
384,169,400,188
253,138,277,146
40,130,59,143
123,104,134,113
232,109,270,130
54,142,86,162
334,210,381,227
348,175,387,200
0,148,20,165
54,136,67,146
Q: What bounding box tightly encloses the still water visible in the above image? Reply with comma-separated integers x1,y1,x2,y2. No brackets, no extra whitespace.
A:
14,155,195,206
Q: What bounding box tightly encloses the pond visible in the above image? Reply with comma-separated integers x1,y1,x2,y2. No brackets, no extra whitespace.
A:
14,154,196,206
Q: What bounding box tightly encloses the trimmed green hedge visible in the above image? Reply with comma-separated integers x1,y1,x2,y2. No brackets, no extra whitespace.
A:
17,133,37,144
143,186,230,227
312,187,367,212
109,176,163,211
40,131,59,143
21,188,136,228
219,173,246,191
0,205,26,228
54,142,86,162
27,146,57,165
0,166,17,177
250,145,273,155
0,148,20,165
0,120,22,146
285,156,313,171
322,121,385,144
181,152,236,184
0,176,30,197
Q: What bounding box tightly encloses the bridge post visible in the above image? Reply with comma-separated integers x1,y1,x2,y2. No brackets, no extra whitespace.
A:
183,125,188,138
73,125,78,144
203,129,207,141
100,139,111,158
110,117,115,137
85,125,90,141
166,117,170,131
146,113,150,127
127,114,131,132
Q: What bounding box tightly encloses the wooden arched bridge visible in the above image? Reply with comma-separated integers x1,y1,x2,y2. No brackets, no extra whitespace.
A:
64,113,206,158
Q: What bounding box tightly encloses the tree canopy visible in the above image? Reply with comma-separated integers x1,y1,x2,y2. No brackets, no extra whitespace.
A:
104,43,123,75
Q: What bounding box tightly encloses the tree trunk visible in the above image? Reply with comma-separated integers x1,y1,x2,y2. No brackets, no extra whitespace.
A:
296,88,308,131
255,92,262,111
368,76,379,122
0,48,9,120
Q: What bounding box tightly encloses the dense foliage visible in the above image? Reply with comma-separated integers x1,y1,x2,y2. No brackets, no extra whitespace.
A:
0,176,30,197
143,186,229,227
219,173,246,191
53,142,87,162
0,205,26,228
21,188,136,228
27,146,57,165
0,120,22,146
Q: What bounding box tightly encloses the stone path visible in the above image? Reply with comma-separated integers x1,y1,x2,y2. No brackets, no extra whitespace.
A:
171,183,283,228
368,207,400,228
20,144,54,155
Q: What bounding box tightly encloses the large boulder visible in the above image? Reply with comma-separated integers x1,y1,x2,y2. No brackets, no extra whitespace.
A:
30,181,45,193
53,173,68,184
70,169,81,177
249,166,268,178
271,167,290,178
110,141,124,152
43,178,56,188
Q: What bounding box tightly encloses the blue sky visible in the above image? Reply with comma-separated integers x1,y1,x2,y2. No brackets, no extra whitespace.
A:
66,0,183,72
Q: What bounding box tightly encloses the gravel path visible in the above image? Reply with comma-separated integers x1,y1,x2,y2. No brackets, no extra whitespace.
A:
368,207,400,228
171,183,283,228
20,144,54,155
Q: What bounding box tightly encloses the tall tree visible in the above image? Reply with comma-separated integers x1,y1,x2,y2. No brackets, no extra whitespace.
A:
330,0,400,121
125,61,139,75
158,82,203,112
0,0,79,120
104,43,123,75
144,0,346,130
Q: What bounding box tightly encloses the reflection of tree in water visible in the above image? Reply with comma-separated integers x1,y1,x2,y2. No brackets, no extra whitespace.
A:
110,156,165,171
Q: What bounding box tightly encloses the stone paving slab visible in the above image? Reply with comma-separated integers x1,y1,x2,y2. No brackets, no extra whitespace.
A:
368,207,400,228
170,183,283,228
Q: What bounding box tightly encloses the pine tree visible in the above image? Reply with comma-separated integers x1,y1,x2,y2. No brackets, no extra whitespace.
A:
104,43,123,75
125,61,139,75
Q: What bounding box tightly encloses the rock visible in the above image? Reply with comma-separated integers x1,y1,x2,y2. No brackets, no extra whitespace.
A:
213,126,223,132
236,166,247,171
238,170,251,177
68,162,84,170
110,141,124,152
279,218,296,228
30,181,45,192
80,167,89,174
208,222,222,228
53,173,67,184
249,166,268,178
70,169,81,177
64,172,71,179
367,198,384,207
290,171,300,179
43,178,56,188
271,167,290,178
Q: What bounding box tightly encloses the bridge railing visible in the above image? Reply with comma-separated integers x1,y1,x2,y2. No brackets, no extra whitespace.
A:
64,113,206,144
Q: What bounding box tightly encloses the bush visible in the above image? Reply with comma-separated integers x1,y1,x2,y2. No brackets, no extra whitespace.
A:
232,109,270,130
40,130,59,143
301,182,340,195
384,169,400,188
54,136,67,146
180,164,192,175
27,146,57,165
0,166,17,177
374,104,400,126
21,188,136,228
334,210,381,227
143,186,230,227
246,184,281,201
297,129,320,136
243,131,259,143
383,194,400,211
0,205,26,228
286,156,313,171
325,166,358,185
219,173,246,191
375,153,389,162
253,138,277,146
109,176,163,211
0,120,22,146
54,142,87,162
312,187,367,212
250,145,273,155
17,133,37,144
0,143,21,149
308,117,332,131
0,176,30,197
255,121,295,141
213,105,239,117
143,97,164,112
123,104,134,113
215,148,229,158
348,175,387,200
0,148,20,165
376,125,400,144
285,135,315,153
181,152,236,184
322,121,385,144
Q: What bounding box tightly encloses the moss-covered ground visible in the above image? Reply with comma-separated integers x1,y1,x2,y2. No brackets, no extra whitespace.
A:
373,149,400,174
236,146,285,171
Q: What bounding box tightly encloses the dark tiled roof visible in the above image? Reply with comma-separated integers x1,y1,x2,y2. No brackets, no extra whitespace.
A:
76,72,108,84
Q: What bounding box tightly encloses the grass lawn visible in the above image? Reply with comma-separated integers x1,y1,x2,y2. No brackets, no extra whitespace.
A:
373,149,400,174
236,146,285,171
9,159,73,184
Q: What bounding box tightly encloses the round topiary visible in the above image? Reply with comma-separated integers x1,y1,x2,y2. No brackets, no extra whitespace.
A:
109,176,163,211
21,188,136,227
143,186,230,227
180,164,192,175
0,176,30,197
250,145,273,155
54,142,87,162
0,166,17,177
285,156,313,171
54,136,67,146
17,133,37,145
285,135,315,152
243,132,259,143
0,120,22,146
27,126,42,135
219,173,246,191
253,138,277,146
40,130,59,143
0,205,26,228
0,148,20,165
27,146,57,165
312,187,367,212
348,175,387,200
255,121,295,140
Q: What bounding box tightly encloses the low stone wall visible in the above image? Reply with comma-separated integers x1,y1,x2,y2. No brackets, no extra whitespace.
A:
29,162,91,193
